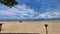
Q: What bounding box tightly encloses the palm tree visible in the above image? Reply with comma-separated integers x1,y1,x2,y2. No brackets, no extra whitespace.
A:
0,0,18,8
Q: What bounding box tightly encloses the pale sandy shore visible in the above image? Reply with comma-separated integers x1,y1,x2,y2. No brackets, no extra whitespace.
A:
0,21,60,34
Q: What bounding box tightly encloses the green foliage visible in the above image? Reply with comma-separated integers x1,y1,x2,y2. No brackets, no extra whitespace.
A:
0,0,18,8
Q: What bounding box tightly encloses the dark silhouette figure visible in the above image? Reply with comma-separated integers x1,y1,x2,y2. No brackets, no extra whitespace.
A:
44,24,48,34
0,23,3,32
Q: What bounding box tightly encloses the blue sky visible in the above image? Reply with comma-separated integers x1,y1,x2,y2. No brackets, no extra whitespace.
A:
0,0,60,20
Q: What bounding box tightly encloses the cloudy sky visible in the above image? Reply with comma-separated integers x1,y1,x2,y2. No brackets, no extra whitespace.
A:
0,0,60,20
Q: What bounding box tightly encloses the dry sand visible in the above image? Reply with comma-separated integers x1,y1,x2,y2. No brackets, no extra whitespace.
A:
0,21,60,34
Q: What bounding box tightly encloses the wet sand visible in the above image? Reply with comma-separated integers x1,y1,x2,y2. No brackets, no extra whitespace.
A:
0,21,60,34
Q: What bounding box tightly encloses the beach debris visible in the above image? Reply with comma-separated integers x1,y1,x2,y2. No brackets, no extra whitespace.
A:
19,21,23,22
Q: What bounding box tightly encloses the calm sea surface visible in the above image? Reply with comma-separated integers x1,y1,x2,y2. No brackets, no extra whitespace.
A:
0,20,60,22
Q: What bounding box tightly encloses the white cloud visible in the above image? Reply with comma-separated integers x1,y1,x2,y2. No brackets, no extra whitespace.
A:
36,4,60,19
0,4,60,20
0,4,37,19
36,10,60,18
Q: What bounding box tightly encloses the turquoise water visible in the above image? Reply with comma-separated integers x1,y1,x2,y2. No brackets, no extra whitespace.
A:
0,18,60,22
0,20,60,22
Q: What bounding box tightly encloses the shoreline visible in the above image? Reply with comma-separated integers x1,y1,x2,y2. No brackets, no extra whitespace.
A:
0,20,60,23
0,20,60,22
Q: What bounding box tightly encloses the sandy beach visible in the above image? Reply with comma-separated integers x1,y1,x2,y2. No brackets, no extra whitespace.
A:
0,21,60,34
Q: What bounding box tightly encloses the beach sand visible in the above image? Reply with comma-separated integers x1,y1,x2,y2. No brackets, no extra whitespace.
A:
0,21,60,34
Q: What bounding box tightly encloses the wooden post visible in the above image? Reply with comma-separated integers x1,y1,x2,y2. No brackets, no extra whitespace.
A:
44,24,48,34
0,23,3,32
